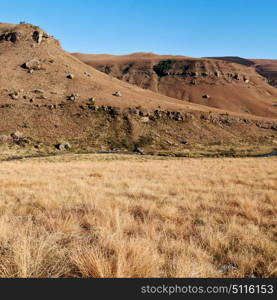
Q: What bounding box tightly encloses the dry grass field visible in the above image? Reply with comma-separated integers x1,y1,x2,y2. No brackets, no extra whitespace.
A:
0,154,276,278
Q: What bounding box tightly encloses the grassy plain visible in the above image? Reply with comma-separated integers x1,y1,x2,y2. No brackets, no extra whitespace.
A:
0,154,276,278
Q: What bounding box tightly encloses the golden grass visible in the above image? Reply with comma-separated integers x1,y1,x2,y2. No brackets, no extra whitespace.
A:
0,155,276,278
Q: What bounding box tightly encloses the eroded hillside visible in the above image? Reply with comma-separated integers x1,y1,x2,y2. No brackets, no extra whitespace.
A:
73,52,277,118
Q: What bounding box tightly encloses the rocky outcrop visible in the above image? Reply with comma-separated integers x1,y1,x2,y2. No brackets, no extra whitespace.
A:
32,30,43,44
74,103,277,130
0,31,21,43
151,60,251,83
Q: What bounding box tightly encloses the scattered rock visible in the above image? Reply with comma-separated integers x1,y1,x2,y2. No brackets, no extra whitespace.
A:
67,93,79,101
34,142,43,149
190,72,199,77
11,131,23,140
215,71,221,77
140,117,149,123
56,142,71,151
113,91,122,97
88,97,95,105
42,32,51,38
22,59,41,70
134,147,144,155
37,95,47,100
234,74,241,80
32,89,44,94
9,91,20,100
84,71,91,77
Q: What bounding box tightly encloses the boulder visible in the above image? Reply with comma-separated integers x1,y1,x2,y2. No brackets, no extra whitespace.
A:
88,97,96,105
113,91,122,97
67,93,79,101
234,74,241,80
32,89,44,94
214,71,221,77
243,77,250,83
56,142,71,151
190,72,199,77
22,59,41,70
134,147,144,155
140,117,149,123
108,107,120,116
11,131,23,140
42,32,51,38
202,94,211,99
67,74,74,79
9,91,19,100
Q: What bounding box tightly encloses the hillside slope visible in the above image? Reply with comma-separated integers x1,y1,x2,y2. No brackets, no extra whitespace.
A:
1,24,227,113
73,52,277,118
0,23,276,156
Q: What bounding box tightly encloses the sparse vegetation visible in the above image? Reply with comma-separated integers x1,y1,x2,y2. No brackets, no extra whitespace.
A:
134,136,153,148
106,135,153,151
153,59,176,76
0,155,276,278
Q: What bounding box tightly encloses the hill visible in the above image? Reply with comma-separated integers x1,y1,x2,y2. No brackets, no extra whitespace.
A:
0,23,276,157
72,52,277,118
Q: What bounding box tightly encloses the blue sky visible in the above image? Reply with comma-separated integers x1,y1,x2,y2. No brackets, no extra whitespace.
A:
1,0,277,58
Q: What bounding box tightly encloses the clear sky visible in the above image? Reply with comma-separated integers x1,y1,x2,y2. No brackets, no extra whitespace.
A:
1,0,277,58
